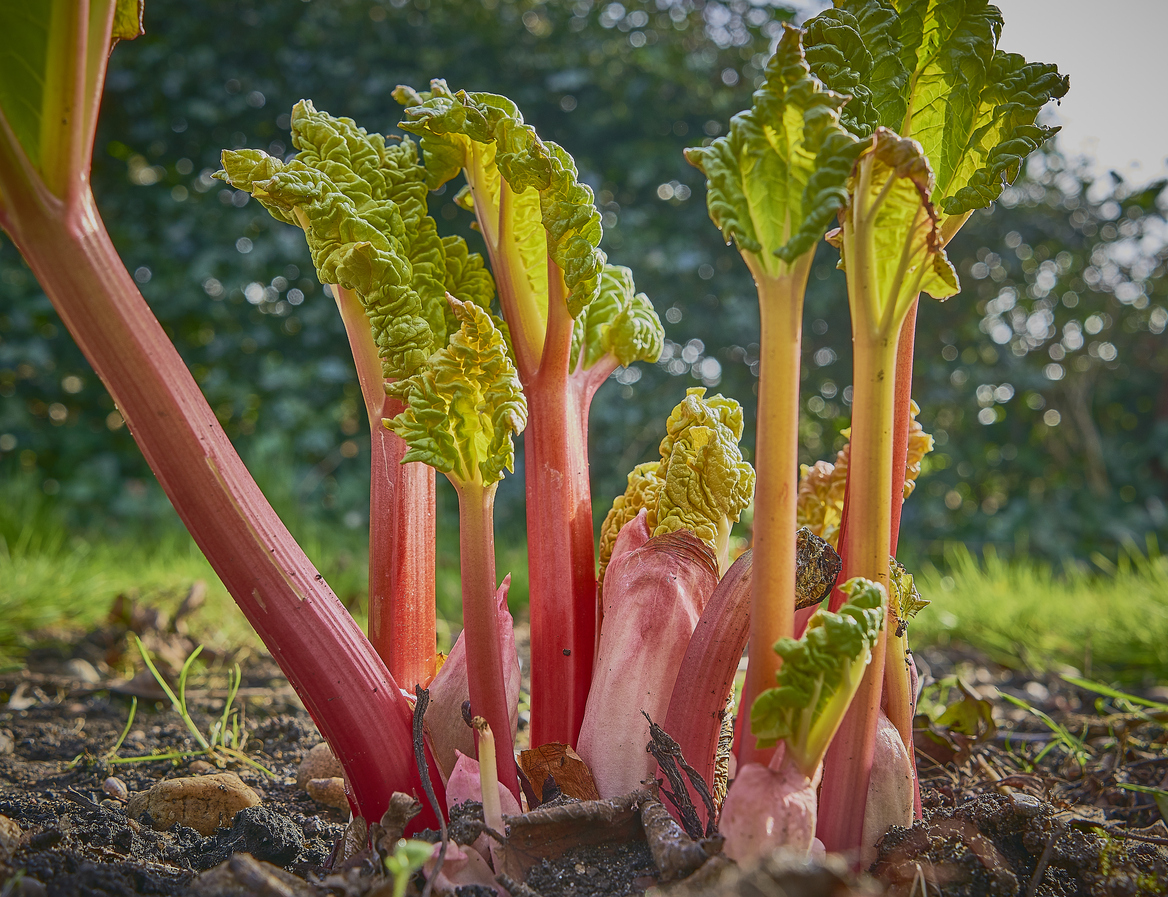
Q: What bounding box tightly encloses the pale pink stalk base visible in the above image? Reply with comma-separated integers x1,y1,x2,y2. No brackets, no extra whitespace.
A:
1,188,439,826
859,711,914,866
333,286,437,691
719,745,819,862
663,549,753,831
578,514,719,798
425,578,520,783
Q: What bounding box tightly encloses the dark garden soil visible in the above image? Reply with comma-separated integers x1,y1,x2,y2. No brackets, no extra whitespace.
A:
0,593,1165,897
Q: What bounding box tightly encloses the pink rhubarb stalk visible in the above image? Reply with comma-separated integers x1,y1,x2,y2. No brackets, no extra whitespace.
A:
662,549,753,831
334,286,437,690
577,513,720,798
519,261,597,749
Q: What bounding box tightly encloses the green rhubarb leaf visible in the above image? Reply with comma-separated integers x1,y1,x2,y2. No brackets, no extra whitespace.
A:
398,84,605,324
685,24,862,274
845,128,960,309
442,235,496,310
804,0,1068,219
751,577,887,775
216,149,433,378
386,297,527,488
803,1,908,139
288,101,453,349
571,262,664,372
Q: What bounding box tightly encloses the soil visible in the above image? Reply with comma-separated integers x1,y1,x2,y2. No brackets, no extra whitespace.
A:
0,603,1165,897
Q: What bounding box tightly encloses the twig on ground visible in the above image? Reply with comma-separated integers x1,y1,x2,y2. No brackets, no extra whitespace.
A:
414,686,447,897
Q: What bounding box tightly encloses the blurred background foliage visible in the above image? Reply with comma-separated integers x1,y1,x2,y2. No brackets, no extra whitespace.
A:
0,0,1165,578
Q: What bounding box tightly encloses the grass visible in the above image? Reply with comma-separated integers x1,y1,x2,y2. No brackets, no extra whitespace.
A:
912,539,1168,682
0,476,528,667
5,477,1167,683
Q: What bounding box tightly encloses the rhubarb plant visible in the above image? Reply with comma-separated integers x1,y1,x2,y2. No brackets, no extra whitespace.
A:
685,24,863,766
719,577,886,860
0,1,440,826
394,81,664,748
216,101,503,690
794,0,1068,853
387,296,527,800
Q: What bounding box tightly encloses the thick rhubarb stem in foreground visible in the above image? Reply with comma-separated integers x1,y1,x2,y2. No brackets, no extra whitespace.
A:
334,286,437,689
737,254,814,768
455,481,520,801
524,262,596,748
2,188,440,826
815,329,897,855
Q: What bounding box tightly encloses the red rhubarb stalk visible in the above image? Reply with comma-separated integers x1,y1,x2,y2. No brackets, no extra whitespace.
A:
334,285,437,689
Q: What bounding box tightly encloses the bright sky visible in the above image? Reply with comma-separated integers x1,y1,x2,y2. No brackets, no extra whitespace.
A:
791,0,1168,189
994,0,1168,188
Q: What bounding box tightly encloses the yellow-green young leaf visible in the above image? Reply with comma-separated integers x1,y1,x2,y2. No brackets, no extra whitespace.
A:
889,558,928,629
287,102,454,349
804,0,1068,219
598,388,754,578
386,297,527,489
684,24,861,273
571,263,664,372
654,390,755,558
215,150,433,378
845,128,960,310
397,85,604,318
110,0,145,46
750,577,886,775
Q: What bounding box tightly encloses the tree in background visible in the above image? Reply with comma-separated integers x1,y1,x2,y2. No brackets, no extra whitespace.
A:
1,0,1164,566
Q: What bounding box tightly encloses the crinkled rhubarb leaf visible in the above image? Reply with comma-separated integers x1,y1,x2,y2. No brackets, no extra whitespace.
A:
844,128,960,309
386,297,526,488
217,105,443,377
570,262,664,372
598,388,754,579
684,24,862,271
751,577,887,776
397,83,604,318
804,0,1069,217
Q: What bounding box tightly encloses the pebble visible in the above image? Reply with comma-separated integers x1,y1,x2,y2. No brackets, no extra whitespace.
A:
305,776,349,811
0,813,23,857
126,772,261,836
63,658,101,685
296,742,344,790
189,759,214,774
102,776,129,802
